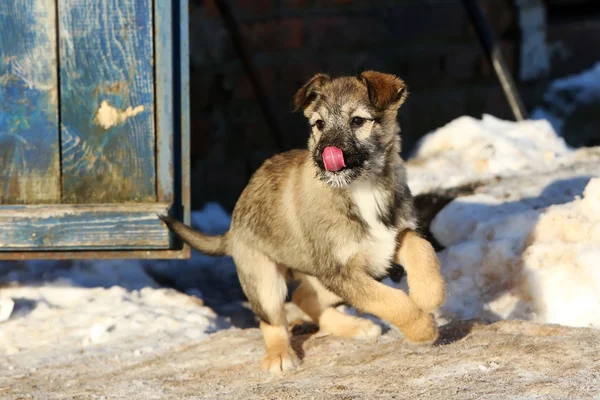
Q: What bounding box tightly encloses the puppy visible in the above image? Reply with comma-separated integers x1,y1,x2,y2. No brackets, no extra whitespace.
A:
160,71,446,374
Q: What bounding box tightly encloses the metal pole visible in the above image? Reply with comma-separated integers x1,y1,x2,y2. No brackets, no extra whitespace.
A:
462,0,529,121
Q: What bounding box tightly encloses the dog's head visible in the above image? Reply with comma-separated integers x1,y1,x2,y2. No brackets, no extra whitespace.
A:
293,71,408,188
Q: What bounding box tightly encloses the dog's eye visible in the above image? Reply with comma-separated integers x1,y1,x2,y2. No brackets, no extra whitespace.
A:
351,117,365,127
314,120,325,130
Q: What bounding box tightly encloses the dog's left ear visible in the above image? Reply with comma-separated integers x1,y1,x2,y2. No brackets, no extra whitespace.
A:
292,73,330,112
359,71,408,111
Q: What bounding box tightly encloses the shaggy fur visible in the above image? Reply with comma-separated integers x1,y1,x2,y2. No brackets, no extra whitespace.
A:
160,71,446,374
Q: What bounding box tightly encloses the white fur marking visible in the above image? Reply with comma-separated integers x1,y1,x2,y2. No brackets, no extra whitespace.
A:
351,106,373,120
355,120,375,140
351,106,374,139
309,113,322,125
335,182,398,277
323,170,352,188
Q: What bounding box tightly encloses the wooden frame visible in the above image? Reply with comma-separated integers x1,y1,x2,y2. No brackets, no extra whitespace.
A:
0,0,191,260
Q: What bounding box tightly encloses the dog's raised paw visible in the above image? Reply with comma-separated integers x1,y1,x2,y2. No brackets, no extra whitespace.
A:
262,349,300,374
409,276,446,313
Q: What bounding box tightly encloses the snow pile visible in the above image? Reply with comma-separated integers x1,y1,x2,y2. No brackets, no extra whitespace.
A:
435,177,600,328
411,112,600,329
531,61,600,136
406,114,571,194
521,178,600,327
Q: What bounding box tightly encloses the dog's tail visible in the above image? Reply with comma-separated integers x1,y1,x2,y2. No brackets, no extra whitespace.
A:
158,215,231,257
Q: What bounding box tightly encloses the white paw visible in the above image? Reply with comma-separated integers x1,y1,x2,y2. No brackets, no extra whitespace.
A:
320,315,383,340
352,319,383,339
262,350,300,374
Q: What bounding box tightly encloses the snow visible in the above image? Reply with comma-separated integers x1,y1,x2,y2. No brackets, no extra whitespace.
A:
1,107,600,364
521,179,600,327
406,114,571,194
0,285,226,356
144,204,244,315
531,61,600,136
407,113,600,328
0,205,234,360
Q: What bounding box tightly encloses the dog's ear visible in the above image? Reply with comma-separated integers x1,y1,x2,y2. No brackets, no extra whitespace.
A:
292,73,330,112
359,71,408,111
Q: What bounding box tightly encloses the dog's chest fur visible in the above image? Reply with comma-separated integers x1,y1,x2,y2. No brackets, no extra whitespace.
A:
335,182,397,277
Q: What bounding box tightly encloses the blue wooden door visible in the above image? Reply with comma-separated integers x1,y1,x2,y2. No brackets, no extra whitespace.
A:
0,0,190,259
0,0,60,204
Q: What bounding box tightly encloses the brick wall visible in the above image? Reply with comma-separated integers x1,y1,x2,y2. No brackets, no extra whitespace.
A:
189,0,600,211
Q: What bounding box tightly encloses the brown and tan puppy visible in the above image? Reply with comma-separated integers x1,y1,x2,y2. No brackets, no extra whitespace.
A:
160,71,446,374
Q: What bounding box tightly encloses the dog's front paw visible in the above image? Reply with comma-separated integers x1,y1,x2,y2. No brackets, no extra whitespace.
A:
262,348,300,374
401,312,438,344
409,274,446,313
350,318,383,339
318,308,382,339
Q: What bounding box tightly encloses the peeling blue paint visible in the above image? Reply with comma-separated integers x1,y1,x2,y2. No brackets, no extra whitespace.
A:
0,0,59,203
59,0,156,203
0,0,190,257
0,204,172,250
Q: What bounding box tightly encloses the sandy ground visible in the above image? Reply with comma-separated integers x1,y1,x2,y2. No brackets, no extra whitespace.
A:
2,320,599,400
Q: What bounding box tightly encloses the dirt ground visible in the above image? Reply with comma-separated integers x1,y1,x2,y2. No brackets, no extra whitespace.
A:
3,319,599,400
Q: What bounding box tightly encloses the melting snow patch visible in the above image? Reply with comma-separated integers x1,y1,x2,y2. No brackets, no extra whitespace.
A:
0,285,227,357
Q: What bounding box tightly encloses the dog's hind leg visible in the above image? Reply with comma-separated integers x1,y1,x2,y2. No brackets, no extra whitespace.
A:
292,274,381,339
233,245,299,374
395,230,446,313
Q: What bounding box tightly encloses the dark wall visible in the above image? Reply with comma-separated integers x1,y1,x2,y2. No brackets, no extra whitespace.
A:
188,0,600,211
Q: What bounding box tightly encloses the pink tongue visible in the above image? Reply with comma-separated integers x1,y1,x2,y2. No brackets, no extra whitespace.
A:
322,146,346,172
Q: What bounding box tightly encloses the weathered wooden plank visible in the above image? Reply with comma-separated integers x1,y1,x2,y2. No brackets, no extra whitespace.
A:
155,0,174,202
58,0,156,203
0,203,172,250
0,248,191,261
180,0,192,227
0,0,60,204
